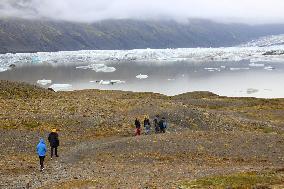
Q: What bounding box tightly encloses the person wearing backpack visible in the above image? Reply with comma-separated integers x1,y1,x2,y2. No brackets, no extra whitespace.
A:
162,117,168,132
135,118,141,136
153,115,160,133
36,138,47,171
158,118,165,133
144,115,151,135
48,129,59,159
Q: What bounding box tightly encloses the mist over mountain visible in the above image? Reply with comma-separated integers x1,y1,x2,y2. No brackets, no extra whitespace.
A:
1,0,284,24
1,18,284,53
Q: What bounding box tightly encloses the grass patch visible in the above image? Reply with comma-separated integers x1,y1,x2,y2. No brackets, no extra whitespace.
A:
179,171,284,189
39,180,98,189
22,120,40,129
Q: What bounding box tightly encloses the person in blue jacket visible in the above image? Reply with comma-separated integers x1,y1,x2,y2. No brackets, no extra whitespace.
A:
36,139,47,171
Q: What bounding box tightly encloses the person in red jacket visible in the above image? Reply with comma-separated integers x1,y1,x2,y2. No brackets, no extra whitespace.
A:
135,118,141,136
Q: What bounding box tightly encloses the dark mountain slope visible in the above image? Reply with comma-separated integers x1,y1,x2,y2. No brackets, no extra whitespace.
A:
0,18,284,53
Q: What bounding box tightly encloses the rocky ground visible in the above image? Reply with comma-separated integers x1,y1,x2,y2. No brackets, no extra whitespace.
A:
0,80,284,189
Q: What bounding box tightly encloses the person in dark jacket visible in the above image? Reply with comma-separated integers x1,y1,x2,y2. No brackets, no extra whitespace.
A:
144,115,151,135
36,139,47,171
48,129,59,159
153,115,160,133
135,118,141,136
159,117,166,133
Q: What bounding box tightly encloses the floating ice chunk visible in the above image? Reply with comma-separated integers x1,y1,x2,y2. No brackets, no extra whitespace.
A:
76,64,116,73
76,65,90,70
136,74,149,79
96,80,126,85
249,63,265,67
37,79,52,86
167,78,175,81
49,84,72,91
0,67,9,72
110,80,125,84
99,80,111,85
220,66,226,69
247,88,259,94
204,68,221,72
229,67,250,71
264,66,275,71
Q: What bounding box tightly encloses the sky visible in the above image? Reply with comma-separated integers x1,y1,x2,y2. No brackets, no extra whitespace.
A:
0,0,284,24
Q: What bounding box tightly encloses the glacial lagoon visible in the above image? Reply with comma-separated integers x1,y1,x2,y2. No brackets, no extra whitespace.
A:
1,47,284,98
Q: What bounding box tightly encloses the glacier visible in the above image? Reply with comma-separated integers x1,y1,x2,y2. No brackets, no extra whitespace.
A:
1,45,284,73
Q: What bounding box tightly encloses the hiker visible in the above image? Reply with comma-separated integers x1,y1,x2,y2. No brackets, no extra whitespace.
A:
48,129,59,159
144,115,151,135
153,115,160,133
162,117,168,132
36,139,47,171
135,118,141,136
159,117,167,133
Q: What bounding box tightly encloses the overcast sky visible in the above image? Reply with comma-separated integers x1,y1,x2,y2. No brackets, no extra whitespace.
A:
0,0,284,24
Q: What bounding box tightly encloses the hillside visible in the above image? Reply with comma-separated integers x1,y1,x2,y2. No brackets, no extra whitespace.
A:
0,81,283,188
1,18,284,53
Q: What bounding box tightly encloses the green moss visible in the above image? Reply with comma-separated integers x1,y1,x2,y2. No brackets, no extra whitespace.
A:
22,120,40,129
179,171,284,189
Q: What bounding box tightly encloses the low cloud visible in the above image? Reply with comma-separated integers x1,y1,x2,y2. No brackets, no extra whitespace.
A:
0,0,284,24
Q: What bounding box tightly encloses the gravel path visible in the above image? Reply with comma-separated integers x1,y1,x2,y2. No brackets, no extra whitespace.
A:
1,130,283,188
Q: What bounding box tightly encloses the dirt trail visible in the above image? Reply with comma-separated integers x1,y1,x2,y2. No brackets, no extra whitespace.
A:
1,130,283,188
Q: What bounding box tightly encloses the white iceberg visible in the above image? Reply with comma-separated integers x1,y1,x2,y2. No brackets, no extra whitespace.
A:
247,88,259,94
264,66,275,71
49,84,72,91
99,80,111,85
136,74,149,79
76,64,116,73
37,79,52,86
110,80,126,84
204,68,221,72
230,67,250,71
0,67,9,72
92,80,126,85
249,63,265,67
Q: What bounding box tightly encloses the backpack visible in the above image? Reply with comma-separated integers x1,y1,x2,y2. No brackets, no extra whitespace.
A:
163,121,167,129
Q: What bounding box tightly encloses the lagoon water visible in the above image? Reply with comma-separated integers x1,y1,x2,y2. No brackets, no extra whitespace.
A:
0,60,284,98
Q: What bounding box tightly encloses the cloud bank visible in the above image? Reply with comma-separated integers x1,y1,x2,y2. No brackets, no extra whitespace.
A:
0,0,284,24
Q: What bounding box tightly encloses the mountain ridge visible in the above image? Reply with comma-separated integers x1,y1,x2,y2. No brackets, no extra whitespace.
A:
1,18,284,53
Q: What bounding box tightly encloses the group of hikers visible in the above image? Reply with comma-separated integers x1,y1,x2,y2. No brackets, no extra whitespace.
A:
135,115,168,136
36,129,60,171
35,116,168,171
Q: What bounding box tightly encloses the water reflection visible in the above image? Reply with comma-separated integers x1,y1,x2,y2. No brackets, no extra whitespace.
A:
0,61,283,98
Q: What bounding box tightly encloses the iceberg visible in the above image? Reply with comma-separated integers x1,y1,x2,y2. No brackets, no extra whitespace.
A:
264,66,275,71
37,79,52,86
249,63,265,67
98,80,125,85
49,84,72,91
0,67,9,72
247,88,259,94
230,68,250,71
136,74,149,79
76,64,116,73
204,68,221,72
